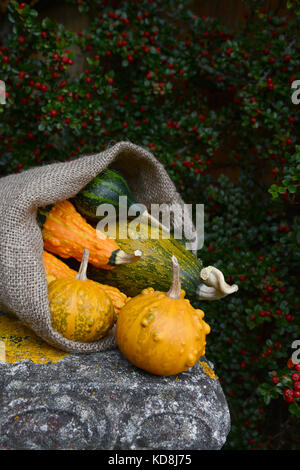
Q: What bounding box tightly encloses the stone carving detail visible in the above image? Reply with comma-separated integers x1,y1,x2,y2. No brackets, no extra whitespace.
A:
0,350,230,450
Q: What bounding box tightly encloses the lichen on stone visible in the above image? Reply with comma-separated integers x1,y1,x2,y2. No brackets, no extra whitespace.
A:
0,313,68,364
199,360,218,380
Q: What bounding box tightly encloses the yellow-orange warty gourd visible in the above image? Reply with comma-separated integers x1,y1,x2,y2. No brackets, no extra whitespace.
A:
44,250,129,318
116,255,211,376
48,249,114,342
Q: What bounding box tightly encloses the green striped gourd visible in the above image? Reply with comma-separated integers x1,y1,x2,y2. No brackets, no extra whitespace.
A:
72,168,167,231
72,169,138,222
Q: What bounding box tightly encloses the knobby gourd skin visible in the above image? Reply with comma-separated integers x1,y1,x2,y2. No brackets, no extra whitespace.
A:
116,256,210,376
43,250,77,278
40,200,141,270
48,249,114,342
44,250,129,318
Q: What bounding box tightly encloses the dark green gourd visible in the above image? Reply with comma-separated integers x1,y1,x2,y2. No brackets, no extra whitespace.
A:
73,169,138,223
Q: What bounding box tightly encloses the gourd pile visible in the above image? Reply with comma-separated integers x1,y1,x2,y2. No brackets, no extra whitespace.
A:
42,169,210,376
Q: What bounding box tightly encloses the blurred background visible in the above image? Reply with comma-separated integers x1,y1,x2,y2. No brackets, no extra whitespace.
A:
0,0,299,449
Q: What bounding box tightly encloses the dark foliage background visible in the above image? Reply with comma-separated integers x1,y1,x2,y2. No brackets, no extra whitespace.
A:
0,0,299,449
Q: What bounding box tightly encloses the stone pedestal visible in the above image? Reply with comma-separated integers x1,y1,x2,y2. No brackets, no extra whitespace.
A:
0,350,230,450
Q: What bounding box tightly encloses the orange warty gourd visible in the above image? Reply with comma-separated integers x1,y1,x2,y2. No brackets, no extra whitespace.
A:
40,200,141,270
97,284,130,318
116,256,211,376
48,249,114,342
43,250,77,278
46,274,56,284
44,250,129,317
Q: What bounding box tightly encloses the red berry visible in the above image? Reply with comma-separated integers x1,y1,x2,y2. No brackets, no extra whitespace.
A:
292,373,300,382
18,36,25,44
284,388,294,402
295,364,300,371
272,376,279,385
50,110,58,118
107,77,114,85
287,358,295,369
285,314,293,322
2,56,9,63
294,382,300,390
293,391,300,398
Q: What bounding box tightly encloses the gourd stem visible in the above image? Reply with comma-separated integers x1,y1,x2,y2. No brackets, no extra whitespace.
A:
167,256,181,299
76,249,89,281
115,249,142,264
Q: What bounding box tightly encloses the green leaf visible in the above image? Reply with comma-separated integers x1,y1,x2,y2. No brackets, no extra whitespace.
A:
289,403,300,418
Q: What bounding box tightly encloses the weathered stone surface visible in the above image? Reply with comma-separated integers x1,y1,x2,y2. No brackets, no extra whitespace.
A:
0,350,230,450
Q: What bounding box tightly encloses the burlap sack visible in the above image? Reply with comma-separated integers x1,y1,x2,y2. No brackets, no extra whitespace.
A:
0,141,194,353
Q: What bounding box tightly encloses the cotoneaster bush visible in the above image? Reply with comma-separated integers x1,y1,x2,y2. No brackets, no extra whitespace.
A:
0,0,299,449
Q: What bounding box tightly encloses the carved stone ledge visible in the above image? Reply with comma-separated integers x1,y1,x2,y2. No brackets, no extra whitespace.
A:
0,350,230,450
